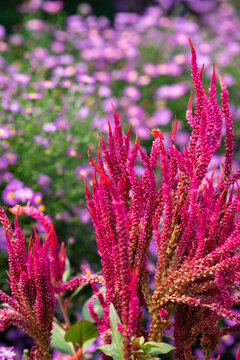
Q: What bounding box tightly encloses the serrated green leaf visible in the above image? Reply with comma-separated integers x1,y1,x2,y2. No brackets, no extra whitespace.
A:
142,341,175,355
64,319,98,347
51,320,74,354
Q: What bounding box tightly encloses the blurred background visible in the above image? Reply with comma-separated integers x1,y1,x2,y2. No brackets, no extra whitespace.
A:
0,0,240,358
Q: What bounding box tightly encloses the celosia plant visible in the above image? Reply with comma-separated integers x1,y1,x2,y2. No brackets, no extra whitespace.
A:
0,207,55,359
1,40,240,359
70,39,240,359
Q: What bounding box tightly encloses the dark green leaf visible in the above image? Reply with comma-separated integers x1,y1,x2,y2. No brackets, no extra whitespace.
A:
64,320,98,346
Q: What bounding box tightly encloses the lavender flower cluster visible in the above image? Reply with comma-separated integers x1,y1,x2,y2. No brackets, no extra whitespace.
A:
0,0,239,250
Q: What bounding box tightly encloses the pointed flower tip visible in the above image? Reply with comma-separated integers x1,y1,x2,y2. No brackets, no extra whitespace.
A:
188,35,194,50
220,187,227,201
216,353,221,360
81,264,91,275
210,164,216,183
149,128,165,141
216,71,225,89
171,115,178,138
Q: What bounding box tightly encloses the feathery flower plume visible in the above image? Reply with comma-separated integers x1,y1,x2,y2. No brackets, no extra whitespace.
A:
81,39,240,360
0,206,55,359
9,204,66,284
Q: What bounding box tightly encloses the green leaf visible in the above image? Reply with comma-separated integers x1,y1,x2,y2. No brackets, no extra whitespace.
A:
98,344,114,357
109,303,123,352
62,257,71,283
51,320,74,354
97,303,124,360
64,320,98,347
141,341,175,355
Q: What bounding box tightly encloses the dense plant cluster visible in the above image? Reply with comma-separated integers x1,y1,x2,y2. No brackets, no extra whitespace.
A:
1,38,240,359
0,0,240,254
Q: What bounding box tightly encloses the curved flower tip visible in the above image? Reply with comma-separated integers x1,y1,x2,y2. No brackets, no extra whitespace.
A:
216,354,221,360
215,71,226,89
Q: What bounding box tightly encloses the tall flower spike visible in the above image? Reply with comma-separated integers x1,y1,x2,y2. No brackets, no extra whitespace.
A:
80,40,240,360
9,204,65,284
216,72,234,180
0,213,55,359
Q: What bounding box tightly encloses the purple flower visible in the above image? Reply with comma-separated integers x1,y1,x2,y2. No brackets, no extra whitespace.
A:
123,86,141,101
42,1,63,13
98,85,112,98
23,93,42,100
54,117,68,130
0,346,16,359
142,63,158,77
25,19,45,32
94,71,111,83
152,108,172,126
76,164,91,179
0,156,8,170
3,152,18,165
37,174,51,188
67,147,77,157
43,122,57,133
78,3,92,15
13,73,30,85
102,98,119,113
156,82,188,99
126,104,144,118
2,182,21,205
0,127,10,139
15,187,34,203
31,192,43,206
32,47,49,60
77,105,89,119
9,34,23,46
0,25,6,39
51,41,65,53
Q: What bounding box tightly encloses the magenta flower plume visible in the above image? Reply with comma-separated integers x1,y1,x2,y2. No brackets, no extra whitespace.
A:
0,207,55,359
82,39,240,360
149,38,240,360
9,204,66,284
82,107,162,359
